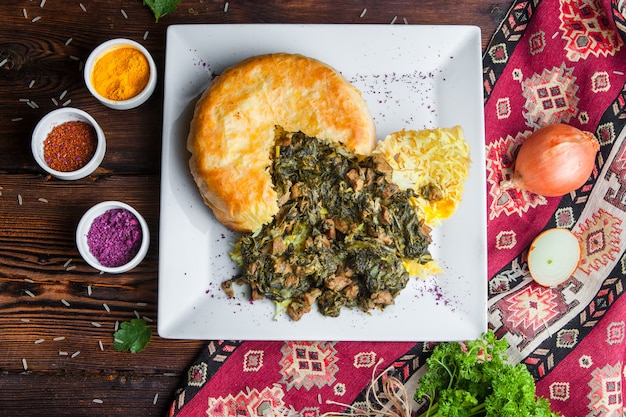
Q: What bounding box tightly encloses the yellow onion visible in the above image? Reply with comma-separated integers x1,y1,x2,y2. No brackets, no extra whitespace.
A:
502,123,600,197
528,228,581,287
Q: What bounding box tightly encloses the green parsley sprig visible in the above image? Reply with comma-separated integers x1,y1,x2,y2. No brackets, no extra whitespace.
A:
415,331,560,417
113,318,152,353
144,0,180,22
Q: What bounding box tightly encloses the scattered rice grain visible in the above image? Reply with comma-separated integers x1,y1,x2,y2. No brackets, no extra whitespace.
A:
27,101,37,109
91,322,102,328
21,318,31,323
121,9,128,19
403,17,408,24
10,117,22,122
66,265,76,271
53,336,65,341
19,98,29,102
360,8,367,17
22,8,27,18
224,2,229,12
29,79,35,88
22,358,28,370
142,316,153,323
61,299,70,307
162,372,177,376
136,302,147,307
34,339,45,344
65,37,73,45
62,99,71,106
552,31,559,39
98,340,104,351
87,285,92,296
59,351,68,355
390,15,397,24
318,393,322,404
69,55,80,61
24,278,34,283
51,97,58,106
153,393,159,405
59,89,67,100
71,351,80,358
63,259,72,267
143,31,149,40
614,70,625,75
0,58,7,68
103,303,110,313
134,310,140,319
18,194,23,205
38,198,48,203
31,16,41,22
114,321,119,331
114,338,124,344
92,399,103,404
25,290,35,297
40,0,46,7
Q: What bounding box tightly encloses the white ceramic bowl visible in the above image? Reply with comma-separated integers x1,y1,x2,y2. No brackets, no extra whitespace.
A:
76,201,150,274
31,107,106,180
84,38,157,110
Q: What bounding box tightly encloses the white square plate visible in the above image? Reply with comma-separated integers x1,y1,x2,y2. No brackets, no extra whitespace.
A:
158,24,487,341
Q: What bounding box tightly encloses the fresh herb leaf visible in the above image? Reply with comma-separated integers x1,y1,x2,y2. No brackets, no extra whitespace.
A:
144,0,180,22
113,318,152,353
414,331,560,417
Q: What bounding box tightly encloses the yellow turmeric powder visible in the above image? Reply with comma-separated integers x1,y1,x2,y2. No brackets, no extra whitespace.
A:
91,46,150,101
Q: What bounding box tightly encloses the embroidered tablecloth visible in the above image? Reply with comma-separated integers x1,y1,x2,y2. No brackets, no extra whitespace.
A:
168,0,626,415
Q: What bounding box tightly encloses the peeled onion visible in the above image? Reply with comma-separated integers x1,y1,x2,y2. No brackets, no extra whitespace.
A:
528,228,581,287
502,124,600,197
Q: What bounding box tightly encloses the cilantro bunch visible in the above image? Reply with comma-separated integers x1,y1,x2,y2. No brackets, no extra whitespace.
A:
415,331,559,417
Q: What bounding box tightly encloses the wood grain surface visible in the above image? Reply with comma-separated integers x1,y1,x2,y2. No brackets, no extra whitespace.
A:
0,1,510,415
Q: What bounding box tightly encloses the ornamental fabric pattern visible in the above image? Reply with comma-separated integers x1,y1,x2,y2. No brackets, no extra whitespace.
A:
169,1,626,416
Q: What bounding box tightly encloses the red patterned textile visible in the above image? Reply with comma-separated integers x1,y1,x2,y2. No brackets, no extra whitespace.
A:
169,0,626,415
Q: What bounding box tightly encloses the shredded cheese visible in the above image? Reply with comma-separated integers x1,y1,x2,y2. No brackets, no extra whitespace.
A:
375,126,471,226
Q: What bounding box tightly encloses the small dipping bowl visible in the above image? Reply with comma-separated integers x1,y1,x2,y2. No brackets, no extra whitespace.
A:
76,201,150,274
84,38,157,110
31,107,106,180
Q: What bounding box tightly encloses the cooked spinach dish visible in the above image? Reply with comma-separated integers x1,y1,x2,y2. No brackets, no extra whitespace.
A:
225,128,433,320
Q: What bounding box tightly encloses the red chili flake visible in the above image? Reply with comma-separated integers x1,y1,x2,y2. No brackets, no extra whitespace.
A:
43,120,97,172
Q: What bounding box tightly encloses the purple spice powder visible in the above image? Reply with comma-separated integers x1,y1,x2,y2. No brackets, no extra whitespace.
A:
87,208,142,268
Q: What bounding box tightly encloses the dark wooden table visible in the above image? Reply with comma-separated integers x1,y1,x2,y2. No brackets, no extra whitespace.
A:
0,1,509,415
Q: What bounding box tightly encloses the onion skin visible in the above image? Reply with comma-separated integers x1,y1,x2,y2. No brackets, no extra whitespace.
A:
504,124,600,197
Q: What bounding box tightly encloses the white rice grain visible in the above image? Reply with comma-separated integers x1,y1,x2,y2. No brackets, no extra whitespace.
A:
142,316,153,323
65,37,73,46
87,285,92,296
18,194,23,205
66,265,76,271
79,3,86,12
134,310,140,319
69,55,79,61
121,9,128,19
153,393,159,405
224,2,229,12
25,290,35,298
59,351,68,355
24,278,34,283
61,299,70,307
136,302,147,307
62,99,71,106
98,340,104,351
614,70,625,75
114,321,119,331
19,98,29,102
29,79,35,88
11,117,22,122
53,336,65,341
360,8,367,18
21,318,31,323
63,259,72,267
91,322,102,328
38,198,48,203
31,16,41,22
0,58,7,68
143,31,149,40
23,8,27,18
40,0,46,7
34,339,45,344
114,338,124,344
22,358,28,370
103,303,110,313
92,399,103,404
390,15,397,24
403,17,408,24
59,89,67,100
51,97,58,106
71,351,80,358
